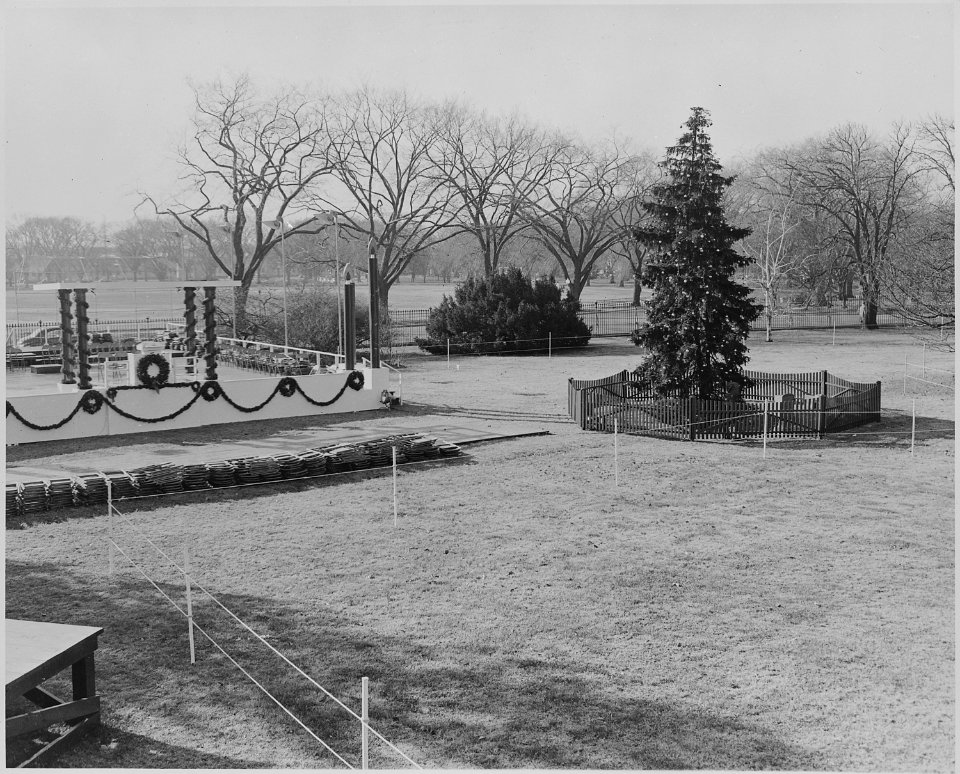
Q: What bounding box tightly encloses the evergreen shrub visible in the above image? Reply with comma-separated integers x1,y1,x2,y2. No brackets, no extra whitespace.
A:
416,268,591,355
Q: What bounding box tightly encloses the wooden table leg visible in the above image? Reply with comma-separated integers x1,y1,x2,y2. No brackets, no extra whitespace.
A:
71,654,96,701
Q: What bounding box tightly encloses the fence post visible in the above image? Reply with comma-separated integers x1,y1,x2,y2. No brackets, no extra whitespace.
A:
361,676,369,769
689,398,697,441
184,545,196,664
817,394,826,439
922,342,926,379
903,352,907,395
446,338,450,369
614,417,619,487
392,446,398,527
762,401,769,458
548,332,552,359
106,478,114,576
911,399,916,456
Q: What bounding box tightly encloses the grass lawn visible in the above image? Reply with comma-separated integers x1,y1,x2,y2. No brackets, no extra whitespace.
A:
4,329,954,769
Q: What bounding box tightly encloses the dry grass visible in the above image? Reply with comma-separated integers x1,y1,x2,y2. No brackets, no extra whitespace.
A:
5,329,954,770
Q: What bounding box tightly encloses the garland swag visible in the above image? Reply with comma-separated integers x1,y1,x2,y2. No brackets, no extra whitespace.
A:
7,371,367,432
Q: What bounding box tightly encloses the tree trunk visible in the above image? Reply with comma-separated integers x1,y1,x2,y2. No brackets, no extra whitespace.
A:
764,286,774,342
233,284,251,338
863,277,880,329
632,271,642,306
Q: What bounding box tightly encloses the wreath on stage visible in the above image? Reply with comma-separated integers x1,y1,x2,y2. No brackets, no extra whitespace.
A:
80,390,104,414
278,377,298,398
137,353,170,390
199,381,222,402
346,370,365,391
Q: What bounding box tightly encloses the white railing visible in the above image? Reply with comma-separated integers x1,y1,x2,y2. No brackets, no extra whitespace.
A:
216,337,345,375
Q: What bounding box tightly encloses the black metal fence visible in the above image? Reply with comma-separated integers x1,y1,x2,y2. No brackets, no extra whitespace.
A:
383,301,911,347
5,301,914,366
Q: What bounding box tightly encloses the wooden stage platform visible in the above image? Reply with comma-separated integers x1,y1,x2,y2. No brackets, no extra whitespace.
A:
5,619,103,767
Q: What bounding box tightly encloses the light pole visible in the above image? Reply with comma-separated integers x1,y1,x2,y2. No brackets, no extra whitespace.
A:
265,219,289,350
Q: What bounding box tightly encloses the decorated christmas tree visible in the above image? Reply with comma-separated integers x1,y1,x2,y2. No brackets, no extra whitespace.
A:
634,107,761,399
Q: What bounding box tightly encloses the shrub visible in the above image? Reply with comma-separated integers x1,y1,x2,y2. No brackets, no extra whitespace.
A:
416,268,591,355
249,288,369,354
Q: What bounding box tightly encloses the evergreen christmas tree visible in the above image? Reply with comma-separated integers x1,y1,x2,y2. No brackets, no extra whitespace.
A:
634,107,761,399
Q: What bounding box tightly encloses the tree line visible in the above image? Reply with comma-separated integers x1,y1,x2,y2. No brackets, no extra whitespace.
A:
7,76,953,335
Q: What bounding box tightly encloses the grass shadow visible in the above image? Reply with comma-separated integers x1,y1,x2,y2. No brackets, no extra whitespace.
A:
6,558,823,769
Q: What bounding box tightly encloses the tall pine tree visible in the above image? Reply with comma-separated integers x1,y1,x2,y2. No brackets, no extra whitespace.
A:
634,107,761,399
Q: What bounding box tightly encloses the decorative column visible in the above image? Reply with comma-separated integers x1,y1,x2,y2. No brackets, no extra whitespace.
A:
58,289,76,385
367,250,381,368
74,288,92,390
202,286,218,381
344,274,356,371
183,286,198,376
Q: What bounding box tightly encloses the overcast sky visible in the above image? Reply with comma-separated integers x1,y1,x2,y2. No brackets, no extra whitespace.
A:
4,1,954,226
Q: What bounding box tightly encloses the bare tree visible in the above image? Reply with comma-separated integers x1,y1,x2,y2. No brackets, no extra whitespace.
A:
110,219,184,282
435,106,556,276
784,123,923,328
6,216,98,284
882,116,954,333
915,114,954,192
607,152,658,305
731,155,815,341
312,86,463,310
516,139,631,301
140,75,335,333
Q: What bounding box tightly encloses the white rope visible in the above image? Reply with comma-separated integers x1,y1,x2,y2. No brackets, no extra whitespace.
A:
107,538,354,768
904,374,956,388
109,506,422,770
904,361,956,376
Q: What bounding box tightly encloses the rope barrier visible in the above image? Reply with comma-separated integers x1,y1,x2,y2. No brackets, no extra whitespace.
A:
108,505,422,769
904,374,956,388
106,537,355,768
594,407,952,437
904,361,956,376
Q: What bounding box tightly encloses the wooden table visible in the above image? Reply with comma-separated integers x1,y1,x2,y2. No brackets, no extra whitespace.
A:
5,619,103,768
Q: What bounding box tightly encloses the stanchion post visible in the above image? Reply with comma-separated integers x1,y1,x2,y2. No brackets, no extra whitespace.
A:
184,546,196,664
361,676,369,769
107,478,114,576
392,446,398,527
762,401,769,459
911,399,916,456
614,417,619,487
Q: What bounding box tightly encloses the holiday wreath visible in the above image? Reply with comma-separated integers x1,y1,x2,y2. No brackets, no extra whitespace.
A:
137,353,171,390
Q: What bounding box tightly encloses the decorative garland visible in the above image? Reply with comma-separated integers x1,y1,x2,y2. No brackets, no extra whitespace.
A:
105,382,199,400
137,353,171,390
7,370,369,431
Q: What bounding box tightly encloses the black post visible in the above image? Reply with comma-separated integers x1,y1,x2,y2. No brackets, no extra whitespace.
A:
344,275,356,371
58,289,76,384
75,289,92,390
202,287,218,381
368,250,380,369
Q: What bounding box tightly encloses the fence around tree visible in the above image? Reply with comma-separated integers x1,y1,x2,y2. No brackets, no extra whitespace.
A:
568,369,881,441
